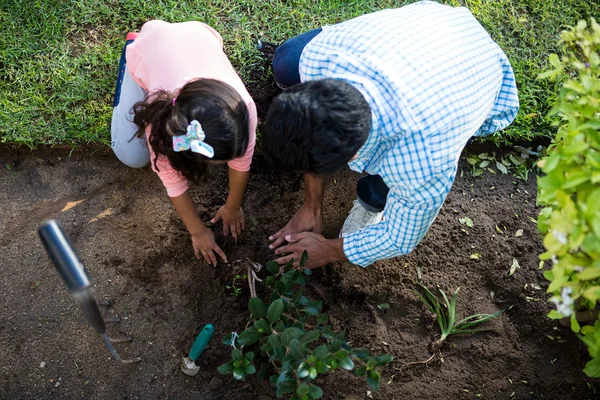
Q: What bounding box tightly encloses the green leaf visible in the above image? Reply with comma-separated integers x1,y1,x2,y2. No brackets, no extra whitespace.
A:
300,250,309,267
351,348,370,358
309,367,317,380
302,307,319,316
375,354,394,366
355,366,366,377
583,287,600,303
244,352,255,361
217,362,234,374
276,374,297,394
577,267,600,280
496,161,508,174
267,299,284,324
267,261,280,275
316,313,328,326
584,358,600,378
570,314,581,333
297,382,310,395
298,361,310,378
300,330,321,344
547,309,564,320
254,319,271,333
244,364,256,375
222,333,235,346
232,348,242,362
233,367,245,381
377,303,390,310
249,297,267,319
290,339,307,360
313,344,329,360
265,276,276,288
459,216,473,228
338,356,354,370
366,370,381,391
314,361,329,374
307,385,324,399
238,327,262,346
302,268,313,275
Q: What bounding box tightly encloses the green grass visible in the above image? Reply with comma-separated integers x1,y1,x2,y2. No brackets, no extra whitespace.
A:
0,0,598,147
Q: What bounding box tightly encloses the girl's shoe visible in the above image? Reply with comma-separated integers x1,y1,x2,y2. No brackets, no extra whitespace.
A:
339,200,383,238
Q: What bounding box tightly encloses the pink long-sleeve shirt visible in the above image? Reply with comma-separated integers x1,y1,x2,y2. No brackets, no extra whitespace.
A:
125,20,257,197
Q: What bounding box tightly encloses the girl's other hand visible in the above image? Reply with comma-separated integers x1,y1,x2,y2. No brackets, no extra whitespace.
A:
191,229,227,267
211,205,245,241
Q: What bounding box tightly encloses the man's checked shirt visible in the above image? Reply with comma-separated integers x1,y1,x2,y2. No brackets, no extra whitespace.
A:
298,1,519,267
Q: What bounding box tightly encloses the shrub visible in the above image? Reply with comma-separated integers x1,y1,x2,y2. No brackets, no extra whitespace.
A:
537,19,600,377
217,253,393,399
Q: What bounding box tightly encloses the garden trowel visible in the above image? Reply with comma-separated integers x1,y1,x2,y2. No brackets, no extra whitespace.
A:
38,219,141,364
180,324,214,376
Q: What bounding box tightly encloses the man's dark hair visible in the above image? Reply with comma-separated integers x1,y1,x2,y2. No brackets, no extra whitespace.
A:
263,79,371,174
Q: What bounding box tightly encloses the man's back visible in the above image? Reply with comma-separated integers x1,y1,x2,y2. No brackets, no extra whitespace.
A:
299,1,519,178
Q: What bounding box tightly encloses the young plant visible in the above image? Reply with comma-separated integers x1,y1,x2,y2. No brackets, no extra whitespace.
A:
226,273,248,297
415,268,504,352
218,252,393,399
537,19,600,377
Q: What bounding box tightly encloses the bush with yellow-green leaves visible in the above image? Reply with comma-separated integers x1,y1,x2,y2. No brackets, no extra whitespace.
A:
537,19,600,377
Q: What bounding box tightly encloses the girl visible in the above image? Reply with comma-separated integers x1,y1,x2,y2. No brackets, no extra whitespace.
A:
111,21,257,266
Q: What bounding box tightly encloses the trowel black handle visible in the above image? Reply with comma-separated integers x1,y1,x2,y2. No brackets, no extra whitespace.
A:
38,220,91,293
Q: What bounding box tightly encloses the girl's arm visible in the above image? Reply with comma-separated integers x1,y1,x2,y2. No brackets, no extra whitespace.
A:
171,191,227,266
211,167,249,240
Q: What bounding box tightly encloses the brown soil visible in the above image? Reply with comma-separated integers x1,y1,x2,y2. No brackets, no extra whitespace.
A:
1,143,598,400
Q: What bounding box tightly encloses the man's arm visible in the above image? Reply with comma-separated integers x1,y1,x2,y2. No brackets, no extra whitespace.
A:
269,173,326,249
344,170,454,267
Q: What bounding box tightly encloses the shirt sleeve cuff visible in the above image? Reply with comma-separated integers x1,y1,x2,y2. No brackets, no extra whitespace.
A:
342,231,377,268
166,181,189,198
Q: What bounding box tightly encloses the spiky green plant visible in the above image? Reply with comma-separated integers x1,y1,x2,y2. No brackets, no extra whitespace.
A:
415,269,504,352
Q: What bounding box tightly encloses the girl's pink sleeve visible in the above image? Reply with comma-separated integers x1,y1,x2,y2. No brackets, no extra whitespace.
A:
146,128,189,197
125,45,150,91
227,100,257,172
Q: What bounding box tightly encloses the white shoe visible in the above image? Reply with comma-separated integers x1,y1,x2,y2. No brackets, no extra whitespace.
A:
340,200,383,238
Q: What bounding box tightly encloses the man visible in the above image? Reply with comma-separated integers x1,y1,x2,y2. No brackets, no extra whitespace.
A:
261,1,519,269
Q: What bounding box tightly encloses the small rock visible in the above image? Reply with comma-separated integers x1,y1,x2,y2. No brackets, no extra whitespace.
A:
55,382,60,387
40,362,46,368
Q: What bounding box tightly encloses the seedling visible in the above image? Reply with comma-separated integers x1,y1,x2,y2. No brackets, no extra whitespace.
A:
415,268,504,352
226,274,247,297
218,252,393,399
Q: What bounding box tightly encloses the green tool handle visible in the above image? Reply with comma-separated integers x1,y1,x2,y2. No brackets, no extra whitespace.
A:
189,324,214,361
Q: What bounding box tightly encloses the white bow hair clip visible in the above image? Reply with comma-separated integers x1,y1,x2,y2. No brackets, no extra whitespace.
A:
172,120,215,158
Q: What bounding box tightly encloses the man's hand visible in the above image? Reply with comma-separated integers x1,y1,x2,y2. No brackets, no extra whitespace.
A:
274,232,346,269
212,205,245,241
191,229,228,267
269,204,323,250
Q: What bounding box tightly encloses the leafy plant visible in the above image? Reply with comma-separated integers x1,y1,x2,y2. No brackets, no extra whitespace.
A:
218,252,393,399
536,19,600,377
226,273,248,297
415,269,504,352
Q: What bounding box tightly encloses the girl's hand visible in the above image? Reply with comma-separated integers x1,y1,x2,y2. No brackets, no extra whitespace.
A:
212,205,245,241
191,230,227,267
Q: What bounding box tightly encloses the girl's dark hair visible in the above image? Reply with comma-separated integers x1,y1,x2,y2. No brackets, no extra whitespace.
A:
133,79,249,182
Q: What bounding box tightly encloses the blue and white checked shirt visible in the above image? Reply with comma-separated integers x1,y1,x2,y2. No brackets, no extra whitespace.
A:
298,1,519,267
